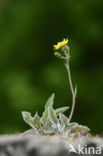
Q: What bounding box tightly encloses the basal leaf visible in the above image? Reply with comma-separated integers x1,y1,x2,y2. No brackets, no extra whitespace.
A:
48,106,58,126
42,127,54,134
70,125,90,133
45,93,55,109
22,111,36,129
34,113,41,129
55,107,69,116
41,109,48,126
65,122,78,130
23,129,38,134
59,113,69,125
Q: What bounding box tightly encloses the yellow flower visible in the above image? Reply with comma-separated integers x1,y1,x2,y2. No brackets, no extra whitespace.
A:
53,38,68,50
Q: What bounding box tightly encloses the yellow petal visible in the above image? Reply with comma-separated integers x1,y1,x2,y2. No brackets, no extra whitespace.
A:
53,38,68,50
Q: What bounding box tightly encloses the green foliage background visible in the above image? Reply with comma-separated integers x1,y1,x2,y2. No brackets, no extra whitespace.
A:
0,0,103,134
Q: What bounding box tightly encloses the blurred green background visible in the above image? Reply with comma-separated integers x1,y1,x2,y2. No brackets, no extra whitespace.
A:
0,0,103,134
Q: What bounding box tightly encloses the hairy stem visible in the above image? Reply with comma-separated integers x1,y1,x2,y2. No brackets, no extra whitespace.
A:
65,58,76,123
55,45,76,123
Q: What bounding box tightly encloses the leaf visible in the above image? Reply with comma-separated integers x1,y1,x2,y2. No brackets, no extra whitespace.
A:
59,113,69,125
23,129,37,134
34,113,41,129
41,109,48,126
70,125,90,133
65,122,78,130
55,107,69,116
45,93,55,109
22,111,36,129
48,106,58,127
42,127,54,134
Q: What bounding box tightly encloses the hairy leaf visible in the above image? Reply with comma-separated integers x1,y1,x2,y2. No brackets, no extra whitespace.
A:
70,125,90,133
42,127,54,134
22,111,36,129
34,113,41,129
45,93,55,109
23,129,37,134
55,107,69,116
41,109,48,125
48,106,58,126
59,113,69,125
65,122,78,130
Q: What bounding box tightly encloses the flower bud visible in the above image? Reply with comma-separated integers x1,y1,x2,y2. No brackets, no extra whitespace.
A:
54,52,62,58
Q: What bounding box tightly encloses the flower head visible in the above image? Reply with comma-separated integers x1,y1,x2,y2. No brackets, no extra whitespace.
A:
53,38,68,50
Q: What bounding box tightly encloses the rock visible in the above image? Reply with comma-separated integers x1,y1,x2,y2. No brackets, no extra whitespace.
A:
0,134,103,156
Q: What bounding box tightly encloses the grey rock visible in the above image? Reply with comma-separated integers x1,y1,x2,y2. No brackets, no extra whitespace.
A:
0,134,103,156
